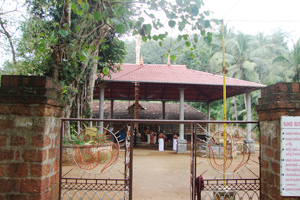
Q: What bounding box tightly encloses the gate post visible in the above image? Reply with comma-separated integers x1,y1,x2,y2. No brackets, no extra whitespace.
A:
0,76,65,199
256,82,300,200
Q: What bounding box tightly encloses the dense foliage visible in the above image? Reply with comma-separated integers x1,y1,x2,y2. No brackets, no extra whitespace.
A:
123,28,300,120
1,0,216,136
1,0,300,123
0,0,218,117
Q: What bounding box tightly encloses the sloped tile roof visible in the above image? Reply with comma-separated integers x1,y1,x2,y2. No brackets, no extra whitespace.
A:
95,63,265,102
104,63,264,87
93,101,207,120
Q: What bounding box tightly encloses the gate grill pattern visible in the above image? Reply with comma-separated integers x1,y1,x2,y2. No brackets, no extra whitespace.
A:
59,119,133,200
61,179,128,191
59,119,260,200
202,179,260,191
191,122,261,200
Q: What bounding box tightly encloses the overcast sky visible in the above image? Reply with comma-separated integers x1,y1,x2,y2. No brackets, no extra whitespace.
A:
204,0,300,41
1,0,300,68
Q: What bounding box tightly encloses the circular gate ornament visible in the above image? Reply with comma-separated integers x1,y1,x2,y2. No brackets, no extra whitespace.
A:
206,130,251,175
72,127,120,174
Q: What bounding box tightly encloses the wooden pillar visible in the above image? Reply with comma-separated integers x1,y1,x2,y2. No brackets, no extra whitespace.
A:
134,83,140,130
110,100,114,128
162,101,166,120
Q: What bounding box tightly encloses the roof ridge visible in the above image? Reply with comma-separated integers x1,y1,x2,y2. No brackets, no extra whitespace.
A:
122,63,186,67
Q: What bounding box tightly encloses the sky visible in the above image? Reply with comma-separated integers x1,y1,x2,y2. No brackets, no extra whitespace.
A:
1,0,300,68
204,0,300,42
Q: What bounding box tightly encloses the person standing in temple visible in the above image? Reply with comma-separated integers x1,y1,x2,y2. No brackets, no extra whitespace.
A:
150,131,156,145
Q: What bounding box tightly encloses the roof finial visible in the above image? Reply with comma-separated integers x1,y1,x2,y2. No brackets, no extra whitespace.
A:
167,55,171,66
140,55,144,65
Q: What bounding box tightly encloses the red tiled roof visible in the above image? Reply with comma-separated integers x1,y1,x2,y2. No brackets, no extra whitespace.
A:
95,63,265,102
105,63,264,87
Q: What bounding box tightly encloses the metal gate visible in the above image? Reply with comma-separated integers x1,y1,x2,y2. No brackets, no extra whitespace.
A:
59,119,134,200
59,119,260,199
191,121,261,200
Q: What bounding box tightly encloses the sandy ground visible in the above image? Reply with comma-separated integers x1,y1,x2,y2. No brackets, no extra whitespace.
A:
132,147,259,200
133,149,191,200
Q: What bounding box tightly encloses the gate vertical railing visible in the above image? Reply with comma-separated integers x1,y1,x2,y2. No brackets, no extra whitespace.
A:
129,123,134,200
58,119,260,200
191,124,197,200
58,119,64,200
192,121,261,200
59,119,134,200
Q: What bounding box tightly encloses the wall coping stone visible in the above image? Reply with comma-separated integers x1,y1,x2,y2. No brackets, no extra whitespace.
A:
0,76,65,107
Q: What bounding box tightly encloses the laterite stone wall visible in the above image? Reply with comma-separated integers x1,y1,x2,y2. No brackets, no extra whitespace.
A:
256,82,300,200
0,76,65,200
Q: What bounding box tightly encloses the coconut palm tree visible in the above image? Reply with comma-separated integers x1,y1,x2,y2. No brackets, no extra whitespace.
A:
224,33,262,83
210,32,270,121
273,38,300,82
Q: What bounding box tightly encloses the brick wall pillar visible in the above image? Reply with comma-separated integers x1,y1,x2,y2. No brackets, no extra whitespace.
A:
0,76,65,200
256,82,300,200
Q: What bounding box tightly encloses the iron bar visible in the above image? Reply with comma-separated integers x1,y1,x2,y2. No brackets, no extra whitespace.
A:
237,172,243,179
61,118,259,124
129,123,134,200
202,178,260,191
59,118,260,200
58,120,64,200
192,123,197,200
245,165,260,178
190,124,194,200
62,165,77,178
249,159,260,165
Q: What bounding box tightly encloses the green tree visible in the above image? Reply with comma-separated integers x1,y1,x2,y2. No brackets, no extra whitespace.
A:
174,40,211,72
1,0,215,136
210,32,265,121
123,38,184,64
273,38,300,82
0,0,26,73
224,33,261,83
254,30,290,85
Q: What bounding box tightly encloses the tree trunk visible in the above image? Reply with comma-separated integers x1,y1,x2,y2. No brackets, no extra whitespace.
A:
84,25,110,126
60,0,71,31
0,18,19,73
77,91,80,133
52,0,71,81
51,44,64,81
86,62,98,126
85,41,103,127
134,82,140,130
63,94,76,138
